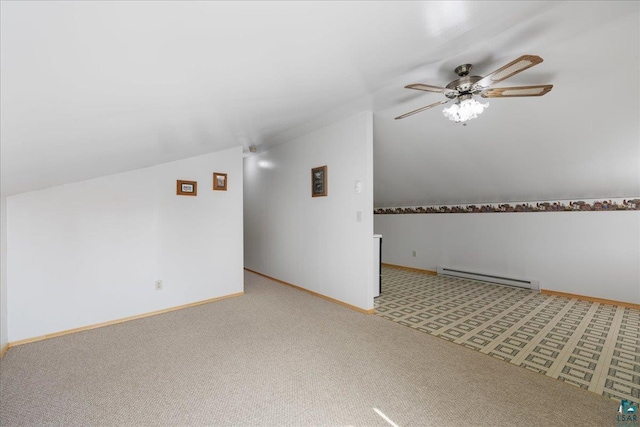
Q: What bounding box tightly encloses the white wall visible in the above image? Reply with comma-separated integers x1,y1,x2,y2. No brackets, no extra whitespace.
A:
7,147,243,342
1,196,8,350
375,212,640,304
244,112,374,310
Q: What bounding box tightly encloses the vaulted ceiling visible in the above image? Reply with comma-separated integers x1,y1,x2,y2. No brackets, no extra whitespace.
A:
1,2,638,206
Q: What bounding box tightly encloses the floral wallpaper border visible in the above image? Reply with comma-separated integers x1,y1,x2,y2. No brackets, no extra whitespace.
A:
374,198,640,215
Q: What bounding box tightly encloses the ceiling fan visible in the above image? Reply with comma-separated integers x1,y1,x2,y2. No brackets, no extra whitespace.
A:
395,55,553,123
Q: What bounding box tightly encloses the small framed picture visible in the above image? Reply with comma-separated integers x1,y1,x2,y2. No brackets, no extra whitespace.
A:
213,172,227,191
311,165,327,197
176,180,197,196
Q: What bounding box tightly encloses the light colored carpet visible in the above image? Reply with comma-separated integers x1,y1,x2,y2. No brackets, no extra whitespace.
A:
0,270,619,426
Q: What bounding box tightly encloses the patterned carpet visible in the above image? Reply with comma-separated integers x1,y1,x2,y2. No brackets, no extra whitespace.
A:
375,266,640,405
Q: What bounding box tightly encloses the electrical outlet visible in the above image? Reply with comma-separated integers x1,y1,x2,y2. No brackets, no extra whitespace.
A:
412,251,417,257
155,280,163,290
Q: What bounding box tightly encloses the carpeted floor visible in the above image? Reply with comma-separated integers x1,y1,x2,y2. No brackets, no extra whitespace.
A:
0,270,620,426
375,265,640,406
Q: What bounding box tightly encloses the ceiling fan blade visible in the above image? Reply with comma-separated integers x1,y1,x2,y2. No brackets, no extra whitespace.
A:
475,55,544,89
405,83,458,97
481,84,553,98
394,99,451,120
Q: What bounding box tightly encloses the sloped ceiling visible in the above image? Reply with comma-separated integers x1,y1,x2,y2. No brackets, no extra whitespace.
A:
1,1,638,206
372,2,640,207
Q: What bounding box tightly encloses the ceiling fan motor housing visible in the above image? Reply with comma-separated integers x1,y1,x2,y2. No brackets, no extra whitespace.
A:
445,74,483,97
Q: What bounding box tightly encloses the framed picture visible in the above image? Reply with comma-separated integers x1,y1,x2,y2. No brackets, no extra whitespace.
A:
213,172,227,191
176,180,197,196
311,165,327,197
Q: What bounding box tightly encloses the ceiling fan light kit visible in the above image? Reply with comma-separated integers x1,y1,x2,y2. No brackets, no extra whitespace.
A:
396,55,553,123
442,95,489,123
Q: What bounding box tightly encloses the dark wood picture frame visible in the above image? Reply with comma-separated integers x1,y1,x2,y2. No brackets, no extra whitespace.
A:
213,172,228,191
176,180,197,196
311,165,327,197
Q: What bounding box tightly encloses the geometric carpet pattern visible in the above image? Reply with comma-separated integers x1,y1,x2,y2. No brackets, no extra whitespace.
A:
375,266,640,405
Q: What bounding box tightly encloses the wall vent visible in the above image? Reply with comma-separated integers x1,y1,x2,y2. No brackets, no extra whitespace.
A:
436,267,540,291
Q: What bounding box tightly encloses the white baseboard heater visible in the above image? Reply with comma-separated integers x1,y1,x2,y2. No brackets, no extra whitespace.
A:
437,267,540,291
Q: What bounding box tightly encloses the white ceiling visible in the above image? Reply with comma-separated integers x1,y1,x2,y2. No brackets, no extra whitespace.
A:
1,1,638,206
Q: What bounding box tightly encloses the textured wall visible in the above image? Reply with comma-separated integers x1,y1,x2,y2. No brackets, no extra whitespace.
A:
375,211,640,304
7,147,244,342
0,196,7,350
244,112,374,310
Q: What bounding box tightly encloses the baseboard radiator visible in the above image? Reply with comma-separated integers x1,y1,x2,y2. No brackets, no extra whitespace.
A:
437,267,540,291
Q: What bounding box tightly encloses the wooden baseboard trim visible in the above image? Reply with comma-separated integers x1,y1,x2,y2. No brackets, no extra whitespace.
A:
381,263,437,276
245,268,374,314
541,289,640,310
0,343,8,358
8,291,244,348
